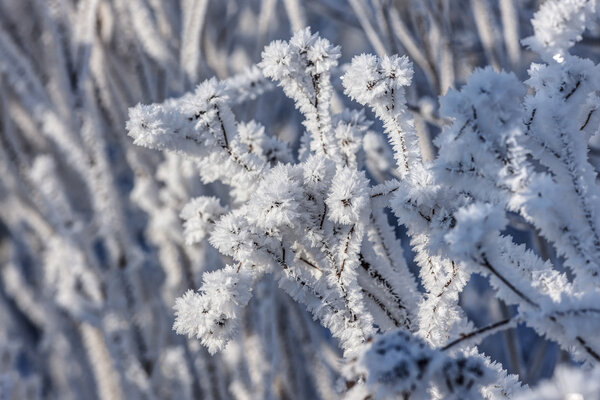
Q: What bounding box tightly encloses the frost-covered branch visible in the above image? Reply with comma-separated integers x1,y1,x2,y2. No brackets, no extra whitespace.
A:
124,9,600,394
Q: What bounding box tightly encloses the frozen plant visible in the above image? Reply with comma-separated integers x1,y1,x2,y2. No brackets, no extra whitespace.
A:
126,0,600,397
1,0,600,398
129,29,420,358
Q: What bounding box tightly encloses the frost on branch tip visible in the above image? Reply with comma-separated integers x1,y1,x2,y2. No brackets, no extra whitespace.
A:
208,213,256,262
302,154,336,193
247,164,304,231
259,28,341,81
259,28,341,159
522,0,599,62
342,54,421,178
173,265,253,354
341,54,413,105
126,75,268,201
126,78,228,153
326,168,369,225
180,197,228,245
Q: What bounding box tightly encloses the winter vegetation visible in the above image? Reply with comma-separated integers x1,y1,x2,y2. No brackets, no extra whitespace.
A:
1,0,600,399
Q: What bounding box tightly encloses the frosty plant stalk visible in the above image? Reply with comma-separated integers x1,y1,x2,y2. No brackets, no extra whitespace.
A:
127,1,600,397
